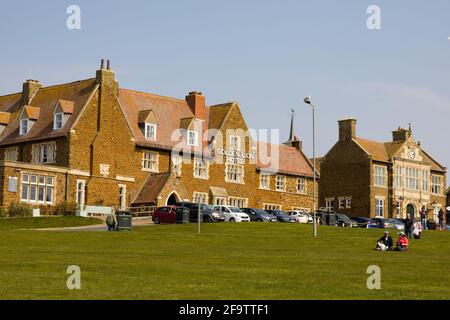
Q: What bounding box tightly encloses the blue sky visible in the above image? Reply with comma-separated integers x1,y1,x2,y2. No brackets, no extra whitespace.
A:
1,0,449,183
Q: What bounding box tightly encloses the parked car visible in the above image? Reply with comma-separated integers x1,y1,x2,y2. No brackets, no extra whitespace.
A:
213,205,251,222
265,210,296,223
153,206,182,224
242,208,278,222
351,217,374,228
372,217,395,229
176,202,226,223
387,219,405,230
335,213,358,227
287,211,313,224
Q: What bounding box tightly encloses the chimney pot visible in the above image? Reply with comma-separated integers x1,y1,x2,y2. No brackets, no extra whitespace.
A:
107,60,111,70
101,59,105,70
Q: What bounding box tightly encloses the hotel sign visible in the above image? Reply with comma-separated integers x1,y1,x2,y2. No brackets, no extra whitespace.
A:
213,148,255,165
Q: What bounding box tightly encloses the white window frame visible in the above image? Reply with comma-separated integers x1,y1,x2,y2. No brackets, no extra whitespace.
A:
228,197,248,208
275,175,286,192
225,163,244,184
21,173,54,205
296,177,307,194
53,112,64,130
229,135,241,151
263,203,282,210
194,158,208,179
20,119,29,135
259,173,270,190
431,175,443,195
76,179,86,208
193,192,208,204
405,167,420,191
373,165,387,187
214,197,227,206
422,169,430,192
5,146,19,161
375,197,385,217
345,198,352,209
325,198,334,211
187,130,198,147
142,151,159,172
31,142,57,164
119,184,127,210
395,166,404,188
144,123,157,140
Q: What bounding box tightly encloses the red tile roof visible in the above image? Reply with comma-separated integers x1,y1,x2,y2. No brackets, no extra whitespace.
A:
257,142,315,177
118,88,209,150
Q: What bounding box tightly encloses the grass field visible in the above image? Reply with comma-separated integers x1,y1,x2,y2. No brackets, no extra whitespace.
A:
1,218,450,300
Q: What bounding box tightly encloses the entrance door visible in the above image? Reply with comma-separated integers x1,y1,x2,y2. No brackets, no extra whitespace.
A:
406,204,416,218
167,193,179,206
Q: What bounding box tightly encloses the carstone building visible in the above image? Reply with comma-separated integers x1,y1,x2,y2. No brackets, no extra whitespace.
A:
0,61,318,213
319,118,447,221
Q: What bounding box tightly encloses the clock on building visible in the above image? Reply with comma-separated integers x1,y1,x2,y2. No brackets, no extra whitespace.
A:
407,148,416,160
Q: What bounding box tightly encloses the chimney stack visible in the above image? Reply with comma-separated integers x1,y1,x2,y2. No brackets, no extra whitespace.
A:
22,79,42,105
338,118,357,142
186,91,206,120
107,60,111,70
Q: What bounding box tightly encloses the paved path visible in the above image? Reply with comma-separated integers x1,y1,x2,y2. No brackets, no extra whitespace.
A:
28,218,154,232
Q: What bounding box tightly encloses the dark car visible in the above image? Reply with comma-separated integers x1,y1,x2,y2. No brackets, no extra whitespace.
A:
242,208,278,222
265,210,296,223
352,217,379,228
335,213,358,227
176,202,226,223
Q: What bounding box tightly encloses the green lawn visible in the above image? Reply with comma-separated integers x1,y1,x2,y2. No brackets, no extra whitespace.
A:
0,219,450,300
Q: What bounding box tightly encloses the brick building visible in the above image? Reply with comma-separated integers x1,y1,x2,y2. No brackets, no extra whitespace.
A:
0,61,318,213
319,118,447,221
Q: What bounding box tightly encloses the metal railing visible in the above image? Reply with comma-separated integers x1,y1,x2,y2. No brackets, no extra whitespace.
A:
126,206,156,218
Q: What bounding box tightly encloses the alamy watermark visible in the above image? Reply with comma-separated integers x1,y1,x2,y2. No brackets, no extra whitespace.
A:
367,5,381,30
66,5,81,30
66,265,81,290
366,265,381,290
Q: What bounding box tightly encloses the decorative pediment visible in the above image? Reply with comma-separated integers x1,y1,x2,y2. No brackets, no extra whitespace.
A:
138,109,157,124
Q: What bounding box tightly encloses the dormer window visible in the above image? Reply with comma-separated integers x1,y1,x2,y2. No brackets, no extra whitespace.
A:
0,111,11,135
144,123,157,140
19,105,40,136
53,100,74,130
20,119,29,135
138,109,158,141
187,130,198,147
54,113,63,130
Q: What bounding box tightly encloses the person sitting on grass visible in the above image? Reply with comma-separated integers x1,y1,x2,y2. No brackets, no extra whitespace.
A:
395,232,409,252
375,231,393,251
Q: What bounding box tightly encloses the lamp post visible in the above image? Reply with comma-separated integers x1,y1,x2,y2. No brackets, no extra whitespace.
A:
303,96,317,237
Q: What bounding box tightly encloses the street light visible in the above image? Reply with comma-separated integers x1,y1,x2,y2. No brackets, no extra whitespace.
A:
303,96,317,237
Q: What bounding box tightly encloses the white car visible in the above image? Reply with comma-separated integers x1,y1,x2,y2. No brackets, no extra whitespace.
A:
213,205,250,222
287,211,313,224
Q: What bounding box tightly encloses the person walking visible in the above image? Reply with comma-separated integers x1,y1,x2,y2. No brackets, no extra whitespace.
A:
420,207,428,230
106,210,118,231
404,214,413,239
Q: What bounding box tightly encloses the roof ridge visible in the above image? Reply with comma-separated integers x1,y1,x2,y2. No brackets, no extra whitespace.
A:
36,78,96,92
119,88,186,103
0,92,22,99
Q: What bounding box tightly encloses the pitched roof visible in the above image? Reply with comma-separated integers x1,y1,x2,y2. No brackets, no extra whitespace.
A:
132,173,171,205
22,105,41,120
0,79,98,145
118,89,209,150
57,99,75,114
257,142,315,177
354,137,445,172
